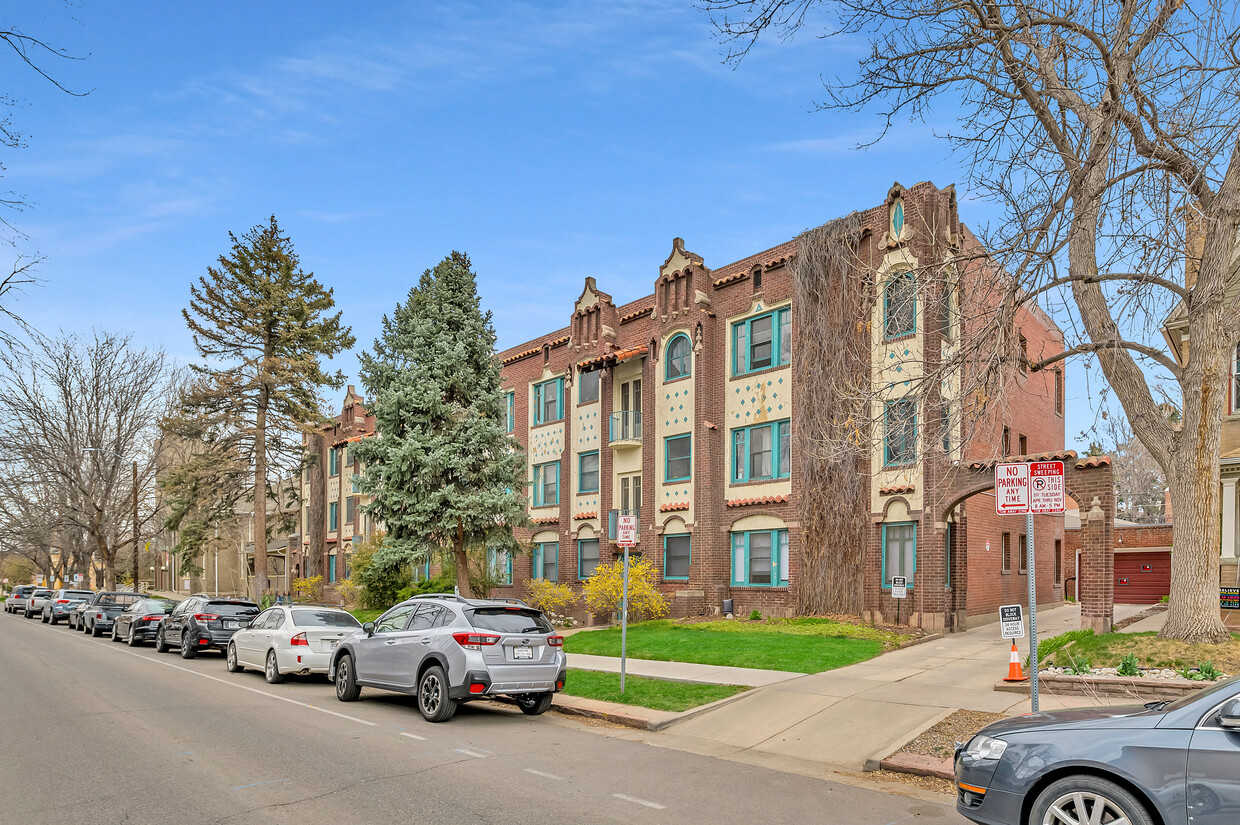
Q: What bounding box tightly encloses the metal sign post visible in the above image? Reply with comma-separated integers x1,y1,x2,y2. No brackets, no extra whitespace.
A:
617,514,638,695
994,460,1065,714
891,575,907,625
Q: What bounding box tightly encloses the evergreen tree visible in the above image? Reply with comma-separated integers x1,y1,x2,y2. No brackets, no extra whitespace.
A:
179,216,354,595
355,251,527,598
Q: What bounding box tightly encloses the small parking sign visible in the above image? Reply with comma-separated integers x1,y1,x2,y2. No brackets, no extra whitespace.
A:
891,576,907,599
1000,604,1025,639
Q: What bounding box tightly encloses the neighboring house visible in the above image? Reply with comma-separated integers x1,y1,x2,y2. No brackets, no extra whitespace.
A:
494,181,1065,630
1161,214,1240,591
297,386,379,587
1063,500,1173,604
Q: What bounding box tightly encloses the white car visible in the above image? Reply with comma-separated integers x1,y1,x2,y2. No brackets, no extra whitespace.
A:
225,604,362,684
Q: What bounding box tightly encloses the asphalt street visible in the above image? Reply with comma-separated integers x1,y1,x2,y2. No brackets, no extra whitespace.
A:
1,611,964,825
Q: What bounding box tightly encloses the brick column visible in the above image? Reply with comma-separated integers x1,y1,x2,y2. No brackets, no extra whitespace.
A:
1079,493,1115,633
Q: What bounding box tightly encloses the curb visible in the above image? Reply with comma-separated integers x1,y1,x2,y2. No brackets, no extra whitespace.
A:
862,706,955,772
490,686,753,732
878,752,955,780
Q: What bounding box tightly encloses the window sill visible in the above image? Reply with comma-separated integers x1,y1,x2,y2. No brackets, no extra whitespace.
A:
577,490,599,496
729,476,791,488
731,362,791,381
884,331,917,343
530,419,564,431
664,374,692,385
663,576,689,582
729,584,789,591
882,462,917,471
664,476,692,485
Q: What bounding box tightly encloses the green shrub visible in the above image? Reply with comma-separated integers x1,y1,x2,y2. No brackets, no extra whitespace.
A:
1116,652,1141,677
748,609,762,621
1034,628,1096,663
1064,653,1093,675
395,570,457,603
1159,595,1169,604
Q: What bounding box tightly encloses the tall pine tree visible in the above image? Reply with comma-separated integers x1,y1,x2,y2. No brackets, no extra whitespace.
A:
355,251,526,597
180,216,354,595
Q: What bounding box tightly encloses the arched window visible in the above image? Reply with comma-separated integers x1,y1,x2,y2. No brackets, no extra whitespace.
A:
883,272,916,339
665,333,692,380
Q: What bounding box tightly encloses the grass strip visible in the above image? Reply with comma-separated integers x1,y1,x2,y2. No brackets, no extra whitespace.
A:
561,669,747,712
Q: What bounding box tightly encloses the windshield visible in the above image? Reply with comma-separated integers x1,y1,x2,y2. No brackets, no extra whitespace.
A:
143,600,176,613
292,609,362,628
207,602,259,618
468,607,553,634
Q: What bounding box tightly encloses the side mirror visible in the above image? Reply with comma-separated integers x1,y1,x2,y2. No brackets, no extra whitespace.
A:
1219,698,1240,729
363,622,375,637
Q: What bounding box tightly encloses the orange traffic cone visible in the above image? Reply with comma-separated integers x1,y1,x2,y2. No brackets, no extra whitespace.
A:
1003,642,1028,682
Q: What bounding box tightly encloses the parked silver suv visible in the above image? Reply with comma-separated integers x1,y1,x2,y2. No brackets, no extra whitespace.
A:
329,594,566,722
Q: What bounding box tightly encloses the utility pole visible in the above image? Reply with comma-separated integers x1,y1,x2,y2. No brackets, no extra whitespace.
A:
132,460,140,594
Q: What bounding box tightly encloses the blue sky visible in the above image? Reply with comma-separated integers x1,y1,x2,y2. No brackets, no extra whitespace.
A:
6,1,1099,447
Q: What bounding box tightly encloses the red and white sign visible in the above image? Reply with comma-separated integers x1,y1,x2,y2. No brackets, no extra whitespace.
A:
617,514,637,547
995,460,1065,515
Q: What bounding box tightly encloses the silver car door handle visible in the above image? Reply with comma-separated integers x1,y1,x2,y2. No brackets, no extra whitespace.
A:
384,639,397,645
419,638,431,645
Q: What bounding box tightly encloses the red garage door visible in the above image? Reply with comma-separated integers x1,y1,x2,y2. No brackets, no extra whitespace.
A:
1114,551,1171,604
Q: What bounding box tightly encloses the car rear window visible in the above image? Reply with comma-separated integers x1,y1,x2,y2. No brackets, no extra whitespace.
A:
66,591,93,599
291,609,362,628
98,594,141,606
468,608,553,634
207,602,259,618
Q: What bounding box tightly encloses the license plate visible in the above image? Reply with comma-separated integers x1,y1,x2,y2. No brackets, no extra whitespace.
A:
513,645,533,660
224,620,237,629
329,640,338,650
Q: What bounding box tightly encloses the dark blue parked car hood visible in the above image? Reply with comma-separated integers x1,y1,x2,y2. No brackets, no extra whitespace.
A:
980,704,1164,736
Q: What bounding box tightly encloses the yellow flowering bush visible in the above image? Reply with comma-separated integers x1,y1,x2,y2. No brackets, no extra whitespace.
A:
582,557,669,622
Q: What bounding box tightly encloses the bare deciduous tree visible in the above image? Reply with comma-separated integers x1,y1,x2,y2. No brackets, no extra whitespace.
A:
702,0,1239,641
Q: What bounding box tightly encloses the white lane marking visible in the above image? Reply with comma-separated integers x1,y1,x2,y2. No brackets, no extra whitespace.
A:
400,732,428,741
523,768,562,781
614,794,666,810
454,748,488,758
95,641,378,727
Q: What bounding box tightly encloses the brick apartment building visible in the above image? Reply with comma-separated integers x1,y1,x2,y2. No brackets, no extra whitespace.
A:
492,181,1067,630
295,386,380,587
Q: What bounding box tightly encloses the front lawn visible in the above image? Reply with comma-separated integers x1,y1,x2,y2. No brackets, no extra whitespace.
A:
560,669,747,712
1038,629,1240,673
563,618,899,673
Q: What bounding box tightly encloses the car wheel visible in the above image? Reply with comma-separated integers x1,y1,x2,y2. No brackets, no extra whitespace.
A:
180,632,197,659
264,650,285,684
334,654,361,702
111,624,121,642
226,642,244,673
154,629,169,653
49,613,58,626
515,692,554,716
42,610,50,623
1029,775,1154,825
90,620,102,637
417,665,457,723
127,625,141,647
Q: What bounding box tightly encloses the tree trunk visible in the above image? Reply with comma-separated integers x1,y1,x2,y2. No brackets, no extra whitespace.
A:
307,432,326,582
253,380,270,599
453,521,474,598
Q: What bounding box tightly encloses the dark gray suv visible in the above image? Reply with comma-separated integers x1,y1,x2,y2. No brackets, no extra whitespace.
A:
954,675,1240,825
329,594,566,723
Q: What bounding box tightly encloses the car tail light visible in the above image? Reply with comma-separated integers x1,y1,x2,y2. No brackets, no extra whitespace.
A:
143,615,164,622
452,632,501,650
95,613,104,620
469,684,486,694
56,599,71,605
194,613,219,622
548,635,564,647
290,633,309,646
556,679,565,690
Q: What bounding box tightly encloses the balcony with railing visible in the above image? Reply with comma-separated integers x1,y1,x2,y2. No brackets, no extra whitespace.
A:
607,509,640,542
608,411,642,448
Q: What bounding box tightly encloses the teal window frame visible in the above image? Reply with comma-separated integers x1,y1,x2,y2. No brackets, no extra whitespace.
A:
732,306,791,376
328,501,338,531
505,391,515,432
578,451,600,493
665,333,692,380
329,447,340,477
664,434,692,482
533,461,559,507
328,555,337,583
578,370,600,404
533,542,558,581
883,272,916,339
345,495,356,527
578,538,600,579
532,378,564,425
943,523,951,587
881,522,917,589
663,534,691,581
884,399,917,467
731,420,791,483
730,530,790,587
488,547,513,585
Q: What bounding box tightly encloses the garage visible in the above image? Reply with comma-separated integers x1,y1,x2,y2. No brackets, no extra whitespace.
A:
1114,550,1171,604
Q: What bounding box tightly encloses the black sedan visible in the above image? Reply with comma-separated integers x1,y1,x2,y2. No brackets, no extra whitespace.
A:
955,676,1240,825
110,597,177,646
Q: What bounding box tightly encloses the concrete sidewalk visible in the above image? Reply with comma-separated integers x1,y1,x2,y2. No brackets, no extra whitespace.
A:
567,653,802,687
643,604,1148,774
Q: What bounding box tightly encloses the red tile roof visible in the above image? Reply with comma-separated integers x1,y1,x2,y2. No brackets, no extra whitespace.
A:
620,306,654,324
965,450,1112,471
725,494,789,508
577,344,649,371
879,484,916,495
574,511,597,520
659,501,690,512
531,515,559,525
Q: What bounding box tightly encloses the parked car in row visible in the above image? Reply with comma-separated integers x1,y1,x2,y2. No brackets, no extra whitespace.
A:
328,594,566,723
24,589,53,619
226,604,361,683
76,591,145,636
42,589,95,624
110,597,178,646
154,595,259,658
954,675,1240,825
4,585,40,615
